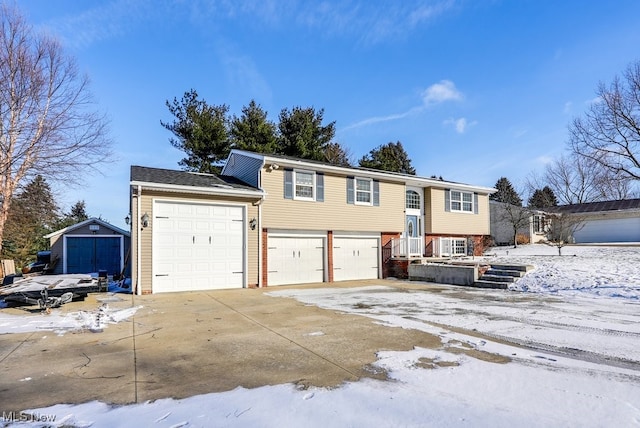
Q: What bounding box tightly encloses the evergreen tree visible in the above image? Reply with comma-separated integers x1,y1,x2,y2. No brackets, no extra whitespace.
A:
53,201,89,230
528,186,559,208
230,100,277,154
276,106,336,161
358,141,416,175
323,142,352,166
1,176,59,266
161,89,230,174
490,177,522,206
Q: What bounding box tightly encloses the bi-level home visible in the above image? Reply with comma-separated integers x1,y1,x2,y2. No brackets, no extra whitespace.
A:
129,150,495,294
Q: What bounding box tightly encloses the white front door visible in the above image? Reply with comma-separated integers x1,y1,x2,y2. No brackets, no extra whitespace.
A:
333,237,379,281
268,236,324,285
153,201,245,292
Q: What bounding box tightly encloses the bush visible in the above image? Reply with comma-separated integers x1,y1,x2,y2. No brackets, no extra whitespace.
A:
516,233,530,245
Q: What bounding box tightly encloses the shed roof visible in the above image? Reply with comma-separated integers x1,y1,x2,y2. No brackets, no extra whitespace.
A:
44,217,130,239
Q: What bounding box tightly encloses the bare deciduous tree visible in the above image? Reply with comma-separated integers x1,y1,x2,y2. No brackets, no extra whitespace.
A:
544,212,586,256
569,59,640,182
492,201,533,248
527,153,635,205
0,4,112,253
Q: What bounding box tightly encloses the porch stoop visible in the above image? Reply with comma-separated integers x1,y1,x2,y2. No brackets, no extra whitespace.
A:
474,264,533,289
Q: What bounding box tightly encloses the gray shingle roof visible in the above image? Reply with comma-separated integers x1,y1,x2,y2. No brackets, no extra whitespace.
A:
546,198,640,214
130,166,258,191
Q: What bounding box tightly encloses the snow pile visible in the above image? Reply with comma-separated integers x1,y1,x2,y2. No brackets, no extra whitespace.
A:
481,244,640,298
0,304,142,335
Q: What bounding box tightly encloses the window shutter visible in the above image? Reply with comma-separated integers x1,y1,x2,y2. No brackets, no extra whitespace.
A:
473,193,479,214
373,180,380,206
316,173,324,202
444,189,451,212
284,169,293,199
346,176,354,204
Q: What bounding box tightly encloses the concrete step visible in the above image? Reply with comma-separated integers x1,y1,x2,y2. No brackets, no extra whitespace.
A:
479,274,516,283
472,280,510,289
489,264,534,272
485,269,524,278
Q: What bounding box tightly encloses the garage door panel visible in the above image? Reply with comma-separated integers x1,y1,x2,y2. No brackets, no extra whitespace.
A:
268,236,324,286
574,217,640,243
333,237,379,282
153,201,245,293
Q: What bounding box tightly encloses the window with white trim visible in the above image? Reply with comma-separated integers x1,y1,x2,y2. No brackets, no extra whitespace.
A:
450,190,473,213
406,190,420,210
437,237,467,257
533,215,544,234
295,170,314,200
355,177,372,205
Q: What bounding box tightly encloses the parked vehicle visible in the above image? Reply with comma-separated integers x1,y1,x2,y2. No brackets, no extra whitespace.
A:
21,251,52,274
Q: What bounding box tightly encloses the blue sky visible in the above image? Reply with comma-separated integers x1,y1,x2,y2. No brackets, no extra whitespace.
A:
17,0,640,228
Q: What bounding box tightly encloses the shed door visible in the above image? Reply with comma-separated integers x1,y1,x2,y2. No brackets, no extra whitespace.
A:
66,237,121,275
267,236,324,286
333,237,379,281
153,201,245,292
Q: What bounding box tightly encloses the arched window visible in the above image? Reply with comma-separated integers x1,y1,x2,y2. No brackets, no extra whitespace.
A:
406,190,420,210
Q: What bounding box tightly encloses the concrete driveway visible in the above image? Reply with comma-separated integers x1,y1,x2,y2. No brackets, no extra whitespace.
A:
0,280,441,411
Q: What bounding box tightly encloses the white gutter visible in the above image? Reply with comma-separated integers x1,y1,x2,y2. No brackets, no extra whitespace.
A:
136,185,142,296
130,181,265,198
256,158,266,287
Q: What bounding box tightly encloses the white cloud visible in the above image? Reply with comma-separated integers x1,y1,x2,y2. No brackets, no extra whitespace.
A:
563,101,572,114
443,117,476,134
422,80,463,106
341,106,423,131
535,155,555,165
586,96,602,105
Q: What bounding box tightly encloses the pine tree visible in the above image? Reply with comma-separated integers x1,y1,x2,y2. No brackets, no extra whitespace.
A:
1,176,59,266
528,186,559,208
358,141,416,175
490,177,522,206
230,100,277,154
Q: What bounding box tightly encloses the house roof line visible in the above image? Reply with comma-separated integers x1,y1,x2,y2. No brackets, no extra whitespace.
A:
44,217,130,239
544,198,640,214
227,149,497,194
130,180,265,198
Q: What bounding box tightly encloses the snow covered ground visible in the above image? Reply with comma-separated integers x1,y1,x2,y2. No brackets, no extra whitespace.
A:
3,244,640,427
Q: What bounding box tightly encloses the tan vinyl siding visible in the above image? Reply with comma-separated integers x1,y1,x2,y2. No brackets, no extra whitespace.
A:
425,188,490,235
261,168,404,232
134,190,260,293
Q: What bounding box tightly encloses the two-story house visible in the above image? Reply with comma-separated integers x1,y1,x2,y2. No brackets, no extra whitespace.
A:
129,150,495,294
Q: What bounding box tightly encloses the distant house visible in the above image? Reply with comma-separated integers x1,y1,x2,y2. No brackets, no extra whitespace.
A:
128,150,496,294
544,199,640,243
489,201,547,245
44,218,131,277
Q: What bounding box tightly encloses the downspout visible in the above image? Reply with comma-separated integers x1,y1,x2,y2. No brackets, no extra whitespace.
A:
257,161,266,287
136,185,142,296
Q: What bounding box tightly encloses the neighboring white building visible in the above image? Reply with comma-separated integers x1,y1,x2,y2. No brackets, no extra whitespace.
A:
489,201,547,246
545,199,640,244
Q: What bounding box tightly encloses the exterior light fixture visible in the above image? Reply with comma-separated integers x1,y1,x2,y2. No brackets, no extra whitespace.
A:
249,217,257,230
141,212,150,228
125,214,131,225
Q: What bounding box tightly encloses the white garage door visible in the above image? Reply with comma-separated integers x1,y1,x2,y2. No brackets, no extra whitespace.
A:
333,237,379,281
153,201,245,292
268,236,324,286
573,217,640,243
